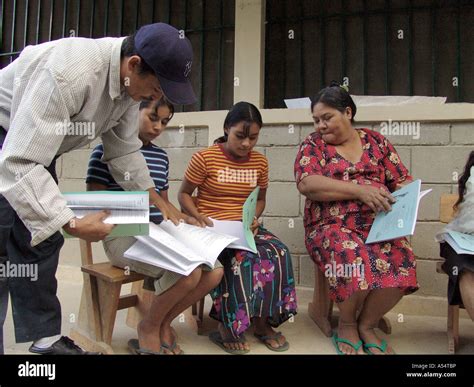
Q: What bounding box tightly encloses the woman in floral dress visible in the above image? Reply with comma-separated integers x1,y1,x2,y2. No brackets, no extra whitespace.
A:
294,83,418,355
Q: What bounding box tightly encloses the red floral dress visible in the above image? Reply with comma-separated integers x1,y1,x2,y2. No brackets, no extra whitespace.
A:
294,128,418,302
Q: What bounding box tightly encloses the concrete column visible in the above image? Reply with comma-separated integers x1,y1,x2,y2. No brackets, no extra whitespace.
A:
233,0,266,108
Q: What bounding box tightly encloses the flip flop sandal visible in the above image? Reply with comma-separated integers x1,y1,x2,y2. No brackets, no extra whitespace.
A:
208,331,249,355
332,333,363,355
161,340,184,355
127,339,166,355
254,331,290,352
363,339,395,354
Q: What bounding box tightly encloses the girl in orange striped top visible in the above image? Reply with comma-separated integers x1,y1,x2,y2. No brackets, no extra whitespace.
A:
179,102,297,354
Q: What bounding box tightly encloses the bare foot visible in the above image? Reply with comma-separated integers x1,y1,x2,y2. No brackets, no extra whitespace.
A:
218,323,250,352
160,324,182,355
253,318,287,350
335,322,365,355
358,325,394,354
137,320,163,353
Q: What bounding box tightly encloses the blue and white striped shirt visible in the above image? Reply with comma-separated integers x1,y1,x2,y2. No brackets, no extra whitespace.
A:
86,143,169,224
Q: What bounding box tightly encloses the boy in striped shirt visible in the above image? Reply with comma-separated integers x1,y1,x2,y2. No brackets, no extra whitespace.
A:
86,98,223,354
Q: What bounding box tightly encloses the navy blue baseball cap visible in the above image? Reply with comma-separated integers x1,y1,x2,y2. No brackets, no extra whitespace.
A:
135,23,196,105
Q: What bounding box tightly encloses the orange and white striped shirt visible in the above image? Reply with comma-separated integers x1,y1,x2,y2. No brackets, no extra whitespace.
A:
185,143,268,221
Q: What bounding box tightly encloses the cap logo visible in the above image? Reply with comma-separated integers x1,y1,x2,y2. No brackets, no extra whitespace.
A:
184,61,192,77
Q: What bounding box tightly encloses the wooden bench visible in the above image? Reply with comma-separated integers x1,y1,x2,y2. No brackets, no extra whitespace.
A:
70,239,206,354
436,193,459,354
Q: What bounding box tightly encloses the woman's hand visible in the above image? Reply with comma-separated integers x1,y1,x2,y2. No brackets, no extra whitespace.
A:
250,217,260,236
355,185,396,214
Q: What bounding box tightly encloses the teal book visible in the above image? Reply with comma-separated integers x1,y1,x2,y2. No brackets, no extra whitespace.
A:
62,191,150,238
366,180,431,244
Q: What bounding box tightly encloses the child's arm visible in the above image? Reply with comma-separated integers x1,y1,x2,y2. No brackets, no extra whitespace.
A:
178,178,213,227
158,189,197,225
87,182,108,191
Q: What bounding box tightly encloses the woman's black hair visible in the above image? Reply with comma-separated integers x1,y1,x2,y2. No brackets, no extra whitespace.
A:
214,101,263,143
121,32,155,76
311,81,357,123
454,150,474,210
139,97,175,121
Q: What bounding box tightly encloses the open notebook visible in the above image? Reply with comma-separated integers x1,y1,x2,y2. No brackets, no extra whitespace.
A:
366,180,432,244
124,187,261,275
63,191,150,237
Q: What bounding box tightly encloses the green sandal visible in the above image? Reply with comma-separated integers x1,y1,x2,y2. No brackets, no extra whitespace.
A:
332,333,363,355
363,339,395,354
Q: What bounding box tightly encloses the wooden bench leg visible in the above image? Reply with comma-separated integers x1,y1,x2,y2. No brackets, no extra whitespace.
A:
308,265,333,337
69,273,116,354
447,304,459,354
96,280,122,345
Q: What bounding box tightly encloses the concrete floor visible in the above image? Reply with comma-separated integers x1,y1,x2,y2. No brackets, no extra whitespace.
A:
4,264,474,355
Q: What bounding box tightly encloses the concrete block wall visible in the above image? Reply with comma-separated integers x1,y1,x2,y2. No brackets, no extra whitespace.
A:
57,121,473,303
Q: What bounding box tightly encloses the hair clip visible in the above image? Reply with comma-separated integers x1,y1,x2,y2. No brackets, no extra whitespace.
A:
340,84,349,93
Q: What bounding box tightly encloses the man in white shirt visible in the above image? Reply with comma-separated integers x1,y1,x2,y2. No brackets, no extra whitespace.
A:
0,22,196,354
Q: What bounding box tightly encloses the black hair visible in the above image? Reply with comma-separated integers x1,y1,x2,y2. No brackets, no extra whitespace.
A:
139,97,175,121
214,101,263,144
311,81,357,123
454,150,474,210
121,32,155,76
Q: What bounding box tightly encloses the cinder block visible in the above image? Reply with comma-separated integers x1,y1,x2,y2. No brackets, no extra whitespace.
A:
414,258,448,297
258,125,301,146
166,148,199,180
412,147,473,184
411,222,445,259
354,123,375,131
166,180,183,208
262,217,306,255
373,122,449,145
265,183,300,216
291,255,300,285
154,127,197,148
451,123,474,145
267,147,299,182
59,179,86,193
418,184,452,221
195,128,210,147
300,125,314,141
62,150,93,179
299,255,315,287
395,146,411,172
